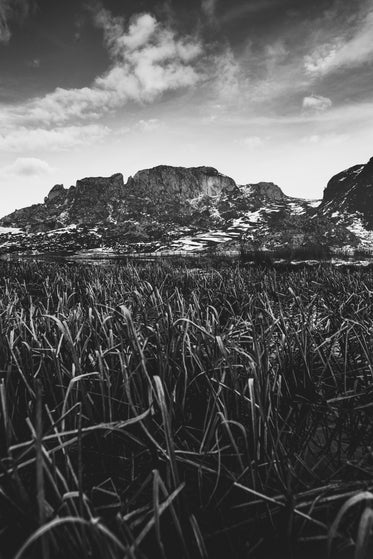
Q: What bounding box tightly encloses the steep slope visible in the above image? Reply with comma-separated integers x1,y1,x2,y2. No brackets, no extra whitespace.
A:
125,166,237,221
319,157,373,248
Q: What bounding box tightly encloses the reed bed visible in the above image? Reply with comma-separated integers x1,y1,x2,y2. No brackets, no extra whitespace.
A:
1,260,373,558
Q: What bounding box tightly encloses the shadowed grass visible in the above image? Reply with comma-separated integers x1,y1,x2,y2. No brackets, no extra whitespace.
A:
1,260,373,558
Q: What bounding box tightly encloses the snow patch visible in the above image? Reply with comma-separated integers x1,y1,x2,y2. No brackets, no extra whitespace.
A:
307,200,322,209
46,225,78,236
0,226,22,234
246,210,263,223
346,216,373,249
288,202,306,215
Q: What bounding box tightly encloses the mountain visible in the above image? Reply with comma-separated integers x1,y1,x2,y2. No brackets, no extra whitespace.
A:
1,159,373,256
319,157,373,249
0,167,236,232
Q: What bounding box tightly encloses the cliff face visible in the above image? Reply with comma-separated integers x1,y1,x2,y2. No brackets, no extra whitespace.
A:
0,166,238,231
322,165,365,204
321,158,373,227
128,166,236,198
125,166,238,221
68,174,125,225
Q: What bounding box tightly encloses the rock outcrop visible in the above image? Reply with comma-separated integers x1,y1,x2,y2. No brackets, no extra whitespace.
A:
1,174,126,232
0,203,48,232
69,173,125,225
321,157,373,227
0,166,238,231
125,166,237,221
246,182,287,202
129,166,236,199
45,184,66,203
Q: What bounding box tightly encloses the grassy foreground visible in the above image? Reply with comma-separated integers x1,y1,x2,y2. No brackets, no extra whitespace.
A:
1,260,373,559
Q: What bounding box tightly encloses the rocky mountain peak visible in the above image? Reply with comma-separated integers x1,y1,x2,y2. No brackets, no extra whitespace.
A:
75,173,125,193
124,165,238,221
45,184,66,204
322,164,365,203
321,156,373,228
129,165,237,197
355,157,373,185
0,166,239,231
244,182,287,201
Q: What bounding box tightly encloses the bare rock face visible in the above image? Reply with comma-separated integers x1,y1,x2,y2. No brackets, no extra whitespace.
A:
69,173,125,224
246,182,287,202
125,165,237,221
1,174,126,232
128,166,236,198
0,166,238,231
322,165,365,204
0,204,48,232
45,184,67,204
321,157,373,227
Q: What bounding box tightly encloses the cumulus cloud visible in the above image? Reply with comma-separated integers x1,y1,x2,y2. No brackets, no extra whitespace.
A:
302,94,332,113
4,11,203,127
0,0,33,43
305,8,373,76
0,124,109,152
3,157,54,177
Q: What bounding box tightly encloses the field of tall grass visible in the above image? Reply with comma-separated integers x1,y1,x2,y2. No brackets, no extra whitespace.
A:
1,259,373,558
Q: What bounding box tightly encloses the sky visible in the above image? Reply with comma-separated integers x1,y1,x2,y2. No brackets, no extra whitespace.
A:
1,0,373,216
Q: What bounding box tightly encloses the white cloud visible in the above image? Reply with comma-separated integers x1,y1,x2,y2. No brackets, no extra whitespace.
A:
3,157,54,177
98,11,157,54
0,2,11,43
0,0,32,43
301,133,349,147
202,114,218,124
232,101,373,129
302,94,332,113
3,12,203,127
136,118,162,132
0,124,110,152
305,9,373,76
241,136,265,149
264,40,289,68
213,48,244,102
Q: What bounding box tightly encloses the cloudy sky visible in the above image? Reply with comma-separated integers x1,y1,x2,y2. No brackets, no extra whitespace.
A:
1,0,373,216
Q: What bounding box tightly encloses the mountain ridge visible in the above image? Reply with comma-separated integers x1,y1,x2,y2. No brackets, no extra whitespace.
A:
1,158,373,255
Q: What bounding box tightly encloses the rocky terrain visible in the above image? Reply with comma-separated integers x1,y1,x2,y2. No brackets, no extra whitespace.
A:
1,158,373,256
318,157,373,250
